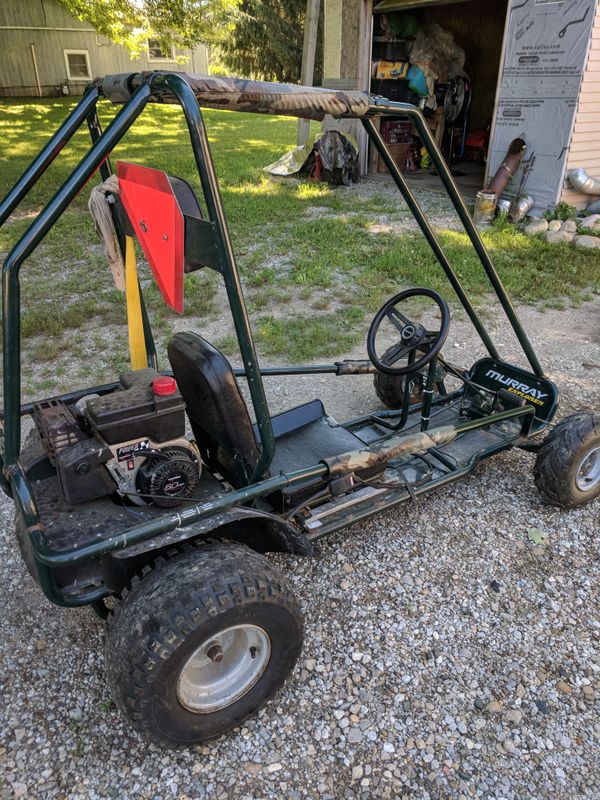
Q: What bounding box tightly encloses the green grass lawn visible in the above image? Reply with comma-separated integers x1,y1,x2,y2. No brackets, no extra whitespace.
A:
1,97,599,397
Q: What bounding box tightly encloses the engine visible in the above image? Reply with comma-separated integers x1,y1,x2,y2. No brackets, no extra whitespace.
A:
33,369,200,508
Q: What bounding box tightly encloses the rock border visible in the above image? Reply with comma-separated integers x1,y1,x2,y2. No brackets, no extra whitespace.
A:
523,215,600,249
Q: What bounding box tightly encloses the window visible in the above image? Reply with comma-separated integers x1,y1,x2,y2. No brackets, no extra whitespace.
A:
147,38,175,62
64,50,91,80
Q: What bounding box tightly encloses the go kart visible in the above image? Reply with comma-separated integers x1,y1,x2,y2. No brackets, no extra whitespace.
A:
1,72,598,747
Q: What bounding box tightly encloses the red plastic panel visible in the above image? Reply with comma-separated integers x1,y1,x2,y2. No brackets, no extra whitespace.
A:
117,161,185,313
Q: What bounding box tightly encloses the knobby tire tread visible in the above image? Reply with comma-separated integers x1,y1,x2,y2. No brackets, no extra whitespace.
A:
533,413,600,508
105,542,303,746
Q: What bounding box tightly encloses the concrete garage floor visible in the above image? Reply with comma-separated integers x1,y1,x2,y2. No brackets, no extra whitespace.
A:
370,161,485,200
1,298,599,800
405,161,485,199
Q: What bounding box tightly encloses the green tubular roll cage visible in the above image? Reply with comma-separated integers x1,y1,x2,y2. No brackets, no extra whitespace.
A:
0,72,552,606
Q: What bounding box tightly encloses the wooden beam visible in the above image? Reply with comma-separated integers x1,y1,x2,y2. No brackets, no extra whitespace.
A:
298,0,321,145
357,0,373,175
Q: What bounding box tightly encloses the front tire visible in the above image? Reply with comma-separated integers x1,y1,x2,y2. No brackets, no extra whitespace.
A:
533,413,600,508
373,346,443,408
105,542,304,747
373,370,413,409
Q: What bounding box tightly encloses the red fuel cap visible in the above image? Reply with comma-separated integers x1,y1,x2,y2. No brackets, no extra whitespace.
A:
152,376,178,396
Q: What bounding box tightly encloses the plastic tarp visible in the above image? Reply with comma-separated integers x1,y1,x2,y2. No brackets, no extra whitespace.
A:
264,138,317,177
264,132,360,185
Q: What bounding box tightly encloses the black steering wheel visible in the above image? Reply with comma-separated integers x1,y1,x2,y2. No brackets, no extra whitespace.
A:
367,288,450,376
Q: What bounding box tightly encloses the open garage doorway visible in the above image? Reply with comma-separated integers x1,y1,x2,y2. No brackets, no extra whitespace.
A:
369,0,509,197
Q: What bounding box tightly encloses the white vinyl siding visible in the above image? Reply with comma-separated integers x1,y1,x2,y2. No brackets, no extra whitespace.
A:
561,5,600,208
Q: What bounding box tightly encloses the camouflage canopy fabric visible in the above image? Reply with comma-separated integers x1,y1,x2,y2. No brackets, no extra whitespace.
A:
101,73,372,121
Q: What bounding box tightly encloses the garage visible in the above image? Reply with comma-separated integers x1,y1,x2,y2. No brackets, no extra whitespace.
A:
322,0,600,215
369,0,509,196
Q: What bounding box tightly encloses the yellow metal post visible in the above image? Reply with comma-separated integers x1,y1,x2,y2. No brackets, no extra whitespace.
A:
125,235,148,370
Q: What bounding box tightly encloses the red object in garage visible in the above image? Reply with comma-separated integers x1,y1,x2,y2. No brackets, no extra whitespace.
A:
464,130,490,163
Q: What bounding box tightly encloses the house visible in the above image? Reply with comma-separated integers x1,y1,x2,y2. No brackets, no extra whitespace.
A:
322,0,600,213
0,0,208,99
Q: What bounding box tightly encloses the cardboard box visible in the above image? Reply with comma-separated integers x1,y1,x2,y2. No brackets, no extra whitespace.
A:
377,142,410,174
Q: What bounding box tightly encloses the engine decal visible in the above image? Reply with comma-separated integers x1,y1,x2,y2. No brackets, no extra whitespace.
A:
116,439,151,461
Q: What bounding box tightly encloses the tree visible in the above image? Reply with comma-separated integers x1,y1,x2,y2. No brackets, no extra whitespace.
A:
219,0,322,84
56,0,239,58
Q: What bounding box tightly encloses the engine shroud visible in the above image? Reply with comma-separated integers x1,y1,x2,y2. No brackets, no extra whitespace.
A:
33,369,201,507
104,435,200,507
135,446,201,507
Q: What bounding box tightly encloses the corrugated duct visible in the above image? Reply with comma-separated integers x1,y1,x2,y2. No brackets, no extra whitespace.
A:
567,168,600,196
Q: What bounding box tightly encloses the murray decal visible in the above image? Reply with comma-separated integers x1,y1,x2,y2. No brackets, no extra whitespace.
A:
485,369,548,406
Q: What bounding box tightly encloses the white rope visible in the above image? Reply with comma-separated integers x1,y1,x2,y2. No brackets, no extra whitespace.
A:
88,174,125,292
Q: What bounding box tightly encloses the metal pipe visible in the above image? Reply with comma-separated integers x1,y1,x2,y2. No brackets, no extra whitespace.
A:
86,107,112,183
362,117,500,362
0,427,12,496
2,82,152,467
4,462,89,607
307,428,521,543
309,407,534,542
452,404,533,433
30,43,42,98
158,72,276,484
567,167,600,196
3,361,371,421
323,403,532,479
369,100,544,379
308,463,469,542
420,359,437,432
511,195,534,224
235,364,347,377
4,381,120,419
0,86,99,226
343,389,463,428
7,462,39,528
488,138,526,196
398,350,417,430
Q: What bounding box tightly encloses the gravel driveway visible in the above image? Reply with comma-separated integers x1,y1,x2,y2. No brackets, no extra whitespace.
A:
1,299,599,800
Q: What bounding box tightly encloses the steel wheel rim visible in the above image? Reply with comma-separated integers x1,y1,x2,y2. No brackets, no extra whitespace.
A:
177,624,271,713
576,446,600,492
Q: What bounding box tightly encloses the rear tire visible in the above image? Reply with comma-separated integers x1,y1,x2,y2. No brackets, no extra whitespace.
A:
105,542,303,747
533,413,600,508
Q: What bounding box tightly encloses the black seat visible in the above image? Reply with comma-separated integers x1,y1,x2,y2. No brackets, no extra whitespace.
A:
168,332,376,506
168,332,260,488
